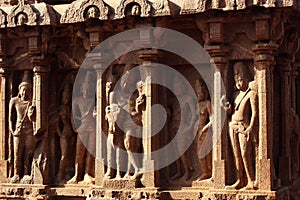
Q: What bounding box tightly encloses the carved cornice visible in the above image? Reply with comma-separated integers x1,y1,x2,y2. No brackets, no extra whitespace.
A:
35,3,57,25
6,2,55,27
0,1,297,26
7,2,37,27
60,0,109,24
115,0,151,18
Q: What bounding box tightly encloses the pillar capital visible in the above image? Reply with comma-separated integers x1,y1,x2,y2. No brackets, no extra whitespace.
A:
138,49,159,63
205,45,229,58
33,66,48,74
253,43,278,63
277,56,293,73
0,67,8,77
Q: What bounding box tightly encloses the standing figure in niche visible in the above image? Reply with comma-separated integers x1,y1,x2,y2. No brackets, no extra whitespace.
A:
67,71,96,184
221,62,258,190
54,73,75,184
123,80,145,179
168,79,197,181
9,81,36,183
106,68,144,180
195,80,212,181
105,79,124,179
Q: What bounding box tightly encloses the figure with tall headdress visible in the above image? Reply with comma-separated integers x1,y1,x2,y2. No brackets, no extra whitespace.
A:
67,71,96,184
9,72,36,183
168,78,197,181
195,79,212,181
221,62,258,190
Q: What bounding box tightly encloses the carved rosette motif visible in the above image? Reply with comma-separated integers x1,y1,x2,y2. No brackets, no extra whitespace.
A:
152,0,170,16
7,3,37,27
115,0,151,18
60,0,109,24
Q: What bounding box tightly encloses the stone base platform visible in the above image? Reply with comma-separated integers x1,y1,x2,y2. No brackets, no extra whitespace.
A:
0,183,298,199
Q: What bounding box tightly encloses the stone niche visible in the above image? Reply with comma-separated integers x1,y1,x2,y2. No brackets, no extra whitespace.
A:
0,0,299,200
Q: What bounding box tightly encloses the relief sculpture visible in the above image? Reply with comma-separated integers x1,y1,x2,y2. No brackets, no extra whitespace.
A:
221,62,258,190
54,73,76,184
168,79,197,181
9,74,36,184
195,79,212,181
105,66,145,180
67,71,96,184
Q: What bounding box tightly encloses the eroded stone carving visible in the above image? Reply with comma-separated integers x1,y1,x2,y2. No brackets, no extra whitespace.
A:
105,65,144,181
67,71,96,184
131,4,141,15
152,0,170,16
168,79,197,181
60,0,108,24
34,2,57,25
9,74,36,183
105,77,123,179
7,1,37,27
222,62,258,190
115,0,151,18
54,73,76,184
195,79,212,181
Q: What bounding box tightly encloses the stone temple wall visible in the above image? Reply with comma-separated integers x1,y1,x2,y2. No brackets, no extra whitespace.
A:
0,0,299,199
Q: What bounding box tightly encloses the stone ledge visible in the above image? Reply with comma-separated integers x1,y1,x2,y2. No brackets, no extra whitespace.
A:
0,0,297,28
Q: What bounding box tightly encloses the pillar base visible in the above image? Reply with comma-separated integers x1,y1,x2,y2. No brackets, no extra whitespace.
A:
141,159,156,187
95,158,105,186
0,160,8,183
258,158,272,190
213,159,225,189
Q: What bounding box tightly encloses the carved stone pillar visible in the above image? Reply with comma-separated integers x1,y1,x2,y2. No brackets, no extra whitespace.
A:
138,48,160,187
291,63,299,110
0,67,8,182
277,56,292,185
32,63,49,184
92,53,107,186
205,45,228,189
253,43,277,190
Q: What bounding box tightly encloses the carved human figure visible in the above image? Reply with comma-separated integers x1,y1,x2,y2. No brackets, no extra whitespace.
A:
54,73,75,184
123,79,145,179
105,79,124,179
221,62,258,190
105,69,144,180
67,72,96,184
9,81,36,183
86,6,99,19
168,79,197,181
16,12,27,26
195,80,212,181
131,5,141,16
